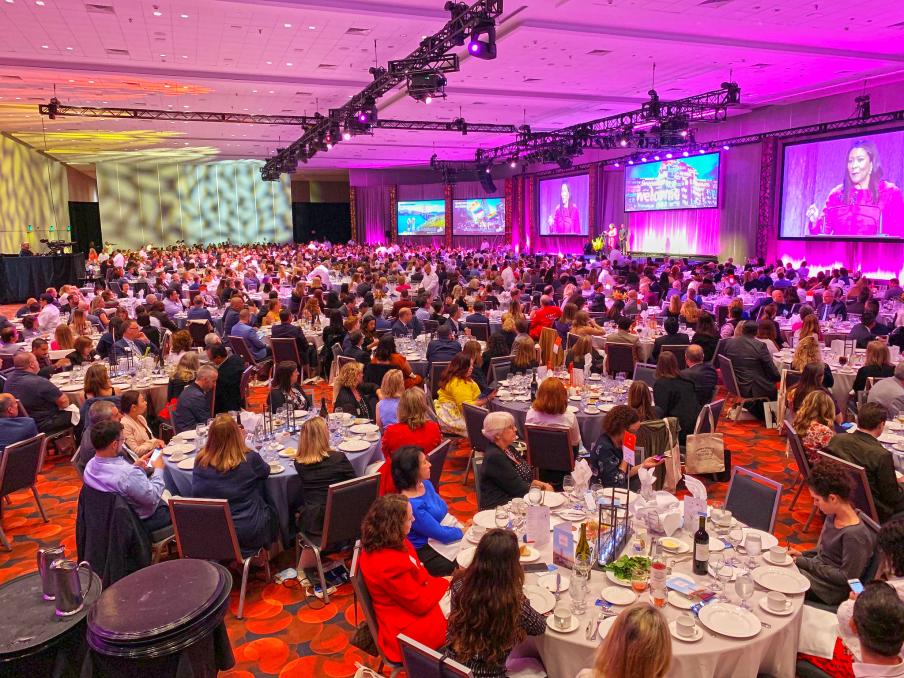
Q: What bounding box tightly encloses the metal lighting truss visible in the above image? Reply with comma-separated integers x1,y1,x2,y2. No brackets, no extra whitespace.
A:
37,103,516,134
259,0,504,177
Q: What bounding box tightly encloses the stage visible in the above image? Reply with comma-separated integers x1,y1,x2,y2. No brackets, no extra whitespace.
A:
0,254,86,304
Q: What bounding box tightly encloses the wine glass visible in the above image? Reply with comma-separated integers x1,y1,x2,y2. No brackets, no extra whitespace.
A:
494,506,509,529
717,561,734,602
734,569,754,610
708,553,725,594
562,474,575,499
570,577,589,614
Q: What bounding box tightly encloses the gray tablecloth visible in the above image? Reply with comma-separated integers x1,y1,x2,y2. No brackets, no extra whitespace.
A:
489,399,606,449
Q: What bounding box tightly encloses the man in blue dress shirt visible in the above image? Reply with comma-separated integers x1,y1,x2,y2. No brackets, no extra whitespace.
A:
230,309,270,361
0,393,38,452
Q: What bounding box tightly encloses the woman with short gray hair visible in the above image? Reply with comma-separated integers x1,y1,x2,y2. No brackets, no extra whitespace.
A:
478,411,553,510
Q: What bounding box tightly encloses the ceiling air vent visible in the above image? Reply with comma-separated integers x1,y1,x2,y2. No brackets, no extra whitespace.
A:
318,64,337,69
699,0,732,5
106,48,130,56
85,3,115,14
295,91,312,96
345,27,371,35
586,49,611,56
523,77,542,83
0,74,23,80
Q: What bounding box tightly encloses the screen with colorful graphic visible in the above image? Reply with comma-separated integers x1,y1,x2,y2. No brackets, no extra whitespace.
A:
397,199,446,236
624,153,720,212
779,129,904,240
452,197,505,235
538,173,589,236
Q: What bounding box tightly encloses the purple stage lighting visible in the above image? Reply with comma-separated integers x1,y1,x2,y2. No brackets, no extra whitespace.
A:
641,157,647,162
654,155,660,161
665,153,672,159
722,144,730,150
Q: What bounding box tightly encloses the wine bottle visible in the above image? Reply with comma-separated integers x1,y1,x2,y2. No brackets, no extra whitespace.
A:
692,514,709,576
319,397,329,419
575,522,591,562
650,542,667,608
529,368,538,401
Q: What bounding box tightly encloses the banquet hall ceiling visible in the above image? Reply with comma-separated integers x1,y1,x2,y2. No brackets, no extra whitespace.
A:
0,0,902,167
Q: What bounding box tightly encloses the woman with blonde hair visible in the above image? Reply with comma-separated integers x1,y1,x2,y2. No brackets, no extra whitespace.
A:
576,603,671,678
510,335,539,375
89,296,109,328
376,368,404,429
790,334,835,390
666,294,682,319
168,351,200,400
381,387,442,495
797,313,821,342
501,299,526,329
293,416,355,536
853,339,895,393
192,414,275,557
793,390,837,465
51,323,74,351
679,299,700,326
334,361,377,420
69,308,92,337
571,310,605,337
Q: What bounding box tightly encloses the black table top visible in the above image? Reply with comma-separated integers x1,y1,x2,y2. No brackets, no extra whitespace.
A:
0,570,101,658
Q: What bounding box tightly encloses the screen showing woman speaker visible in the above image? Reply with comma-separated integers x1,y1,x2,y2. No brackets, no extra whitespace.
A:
780,128,904,240
539,173,590,236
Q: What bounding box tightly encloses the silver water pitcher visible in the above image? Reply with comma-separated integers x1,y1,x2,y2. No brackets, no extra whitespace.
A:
36,545,66,600
49,559,94,617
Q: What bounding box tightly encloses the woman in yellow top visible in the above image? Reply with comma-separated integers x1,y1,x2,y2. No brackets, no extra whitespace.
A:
435,353,494,436
262,298,281,326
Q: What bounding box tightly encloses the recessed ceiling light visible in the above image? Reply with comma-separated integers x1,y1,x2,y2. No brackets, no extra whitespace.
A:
41,44,49,49
251,89,257,93
183,105,189,108
265,60,272,65
163,84,170,88
181,55,187,58
88,80,94,83
102,101,108,104
65,46,73,50
159,54,166,57
268,90,274,94
285,62,292,66
308,25,316,29
35,0,44,5
152,10,162,16
180,13,188,18
68,79,74,82
283,22,291,28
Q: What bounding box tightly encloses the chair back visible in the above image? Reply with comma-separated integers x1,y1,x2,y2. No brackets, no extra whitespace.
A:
815,452,880,523
423,319,439,336
158,329,173,360
784,423,811,482
0,433,46,498
488,357,511,384
168,497,243,562
473,460,484,509
374,328,391,340
717,355,742,398
716,305,729,328
539,327,562,368
239,364,258,408
661,344,688,369
605,342,635,377
632,362,656,387
187,320,212,347
398,635,474,678
228,335,257,365
108,281,122,295
270,337,302,367
336,355,357,370
724,467,782,533
0,354,13,371
429,361,451,400
857,509,882,583
784,369,802,390
566,332,582,350
462,403,490,453
525,425,574,474
427,439,452,489
321,475,381,547
464,322,489,342
693,399,725,435
350,542,399,671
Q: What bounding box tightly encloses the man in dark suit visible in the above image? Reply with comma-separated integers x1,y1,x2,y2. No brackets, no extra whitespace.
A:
270,309,312,365
465,301,491,327
750,290,788,320
222,296,244,337
815,289,848,321
391,307,420,339
0,393,38,452
113,320,158,359
208,345,244,413
718,321,780,419
652,317,690,363
426,323,462,369
172,365,218,433
680,344,718,407
341,330,371,365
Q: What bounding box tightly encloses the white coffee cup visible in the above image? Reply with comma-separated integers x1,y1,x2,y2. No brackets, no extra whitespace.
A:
364,432,379,442
769,545,788,563
676,613,696,637
715,509,733,526
553,603,572,629
766,591,789,612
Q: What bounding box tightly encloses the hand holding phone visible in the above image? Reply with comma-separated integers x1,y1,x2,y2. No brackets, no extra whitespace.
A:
847,578,864,595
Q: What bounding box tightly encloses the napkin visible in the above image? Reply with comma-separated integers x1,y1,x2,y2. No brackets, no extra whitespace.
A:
240,410,262,433
428,537,464,562
572,459,592,492
797,605,840,659
637,466,656,501
683,475,707,501
65,404,80,427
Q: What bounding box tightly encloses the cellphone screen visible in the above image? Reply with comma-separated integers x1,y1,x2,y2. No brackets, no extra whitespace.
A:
150,448,163,464
848,579,864,594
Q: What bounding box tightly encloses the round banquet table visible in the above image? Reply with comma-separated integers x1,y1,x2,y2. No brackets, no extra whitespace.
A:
771,351,856,408
162,425,383,542
52,374,170,415
522,501,804,678
490,398,616,449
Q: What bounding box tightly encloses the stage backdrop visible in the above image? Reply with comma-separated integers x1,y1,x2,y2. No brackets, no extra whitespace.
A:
96,160,292,249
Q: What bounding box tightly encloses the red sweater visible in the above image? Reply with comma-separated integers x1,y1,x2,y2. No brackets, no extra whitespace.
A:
529,305,562,340
359,541,449,662
379,421,442,495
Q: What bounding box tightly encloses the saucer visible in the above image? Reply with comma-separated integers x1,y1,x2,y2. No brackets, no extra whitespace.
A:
667,591,695,610
601,586,637,606
546,615,580,633
268,463,285,474
758,597,794,616
584,406,600,415
669,620,703,642
763,552,792,566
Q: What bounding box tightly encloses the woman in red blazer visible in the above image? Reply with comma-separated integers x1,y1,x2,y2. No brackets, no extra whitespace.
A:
358,495,449,663
379,389,442,495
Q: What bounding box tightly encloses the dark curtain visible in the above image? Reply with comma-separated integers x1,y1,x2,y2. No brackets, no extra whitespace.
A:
69,202,102,254
292,203,351,244
0,253,86,303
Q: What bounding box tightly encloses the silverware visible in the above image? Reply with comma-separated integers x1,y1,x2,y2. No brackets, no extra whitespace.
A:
760,620,772,629
554,573,561,602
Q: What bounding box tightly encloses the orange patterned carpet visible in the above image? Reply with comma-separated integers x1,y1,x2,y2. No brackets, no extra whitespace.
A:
0,408,818,677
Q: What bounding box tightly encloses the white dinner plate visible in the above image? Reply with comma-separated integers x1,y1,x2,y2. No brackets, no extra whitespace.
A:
523,492,565,508
568,395,581,401
465,527,485,544
762,552,793,567
268,463,285,474
546,615,580,633
667,591,695,610
597,616,617,639
599,403,615,412
473,509,499,530
537,572,570,593
278,448,296,458
457,546,476,568
60,383,84,392
605,570,632,587
659,537,690,554
601,586,637,606
294,410,308,418
350,423,379,434
584,407,600,415
730,528,779,551
566,405,579,414
878,432,904,444
758,596,795,616
669,620,704,642
177,457,195,470
519,545,540,563
523,585,556,615
173,430,197,441
752,566,810,594
351,417,369,425
339,439,371,453
707,535,726,553
588,374,601,381
162,443,195,456
697,602,761,639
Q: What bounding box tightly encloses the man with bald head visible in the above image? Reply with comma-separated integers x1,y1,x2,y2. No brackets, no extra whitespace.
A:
680,344,718,407
2,352,70,434
0,392,37,452
529,294,563,340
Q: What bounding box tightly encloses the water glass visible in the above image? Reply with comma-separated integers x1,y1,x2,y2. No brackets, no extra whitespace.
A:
708,553,725,593
570,578,589,614
717,562,734,602
494,507,509,529
745,533,762,567
528,486,542,506
734,570,754,610
562,474,575,499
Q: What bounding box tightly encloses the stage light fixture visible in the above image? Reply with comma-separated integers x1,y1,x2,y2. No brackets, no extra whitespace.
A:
641,156,647,162
47,96,59,119
699,148,706,154
682,151,689,157
509,158,517,168
628,160,634,165
342,131,352,141
722,144,729,150
614,162,620,168
556,155,573,170
468,17,497,60
654,155,660,161
425,96,432,104
665,152,672,159
408,71,447,103
478,166,496,193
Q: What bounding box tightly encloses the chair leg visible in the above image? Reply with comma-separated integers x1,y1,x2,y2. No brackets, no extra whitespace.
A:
0,523,10,550
237,556,253,619
803,505,818,532
789,481,804,511
31,486,48,523
311,545,329,604
389,667,401,678
463,448,474,485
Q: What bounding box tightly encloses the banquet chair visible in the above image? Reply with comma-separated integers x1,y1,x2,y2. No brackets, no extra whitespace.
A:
539,327,563,368
462,403,490,485
632,363,656,387
604,342,635,377
661,344,688,369
718,355,769,422
463,322,489,342
422,319,439,336
724,467,782,533
473,460,485,509
814,452,880,524
296,474,380,604
716,305,729,328
398,635,474,678
566,332,581,350
525,426,574,482
108,281,122,296
0,433,48,550
228,335,260,366
187,320,213,348
487,357,511,384
693,399,725,435
0,354,12,371
427,439,452,490
349,542,403,678
328,343,342,384
336,355,357,370
168,497,271,619
429,361,451,400
270,337,303,369
784,424,820,531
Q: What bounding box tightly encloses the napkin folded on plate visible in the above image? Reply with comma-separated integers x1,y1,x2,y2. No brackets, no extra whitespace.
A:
572,459,592,491
683,475,707,502
797,605,840,660
632,491,681,535
240,410,262,432
65,404,80,427
637,466,656,500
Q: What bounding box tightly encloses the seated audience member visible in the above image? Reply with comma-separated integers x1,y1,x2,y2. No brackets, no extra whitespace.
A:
391,307,420,338
169,330,192,363
853,341,896,394
606,316,641,359
293,417,355,537
525,377,581,452
848,311,887,349
628,380,657,422
341,330,371,365
364,334,422,390
51,323,75,352
528,295,562,340
793,390,837,465
465,301,491,327
718,321,780,420
392,445,462,576
846,582,904,677
231,309,270,361
755,318,780,354
571,310,605,337
192,414,276,556
113,319,158,359
576,603,672,678
358,495,449,664
186,295,213,322
565,335,605,374
867,362,904,419
82,419,171,532
269,360,313,412
479,411,553,510
0,392,38,452
120,390,164,455
168,352,200,400
0,325,22,356
3,352,71,434
826,402,904,522
207,344,244,413
271,309,313,362
79,362,120,425
172,364,218,433
817,288,848,321
652,351,701,444
66,336,95,367
651,317,690,363
375,369,403,430
435,353,493,436
222,296,244,337
789,460,876,606
690,312,719,363
32,337,69,377
446,529,547,677
426,323,462,369
789,337,833,394
588,405,662,488
333,361,377,420
460,339,492,396
680,344,718,407
380,388,441,495
510,335,539,375
76,399,129,471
